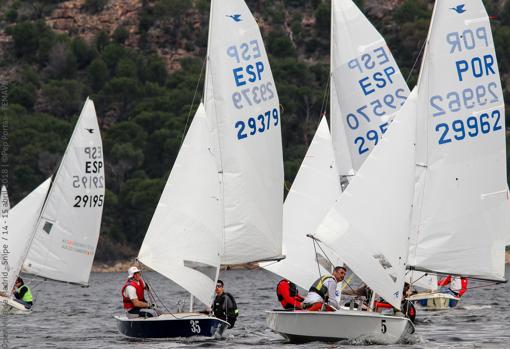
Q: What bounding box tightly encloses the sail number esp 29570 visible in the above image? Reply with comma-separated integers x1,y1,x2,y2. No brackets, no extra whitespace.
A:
228,40,279,140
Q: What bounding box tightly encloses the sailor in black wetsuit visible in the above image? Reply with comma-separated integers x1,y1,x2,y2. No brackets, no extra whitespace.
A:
212,280,238,328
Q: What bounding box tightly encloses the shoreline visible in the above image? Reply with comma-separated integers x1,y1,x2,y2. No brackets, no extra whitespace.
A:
93,251,510,273
91,260,261,273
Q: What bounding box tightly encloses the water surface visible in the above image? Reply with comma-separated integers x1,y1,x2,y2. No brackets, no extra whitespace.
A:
3,266,509,348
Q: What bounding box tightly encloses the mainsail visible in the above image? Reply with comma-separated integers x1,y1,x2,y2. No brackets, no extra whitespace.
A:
313,89,418,309
21,98,105,285
205,0,284,265
330,0,410,173
138,104,222,306
264,117,342,289
408,0,507,281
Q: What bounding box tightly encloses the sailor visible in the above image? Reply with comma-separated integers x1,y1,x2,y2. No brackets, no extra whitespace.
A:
121,266,158,318
276,279,304,310
342,283,372,310
302,266,346,311
438,275,468,297
13,277,33,309
212,280,238,328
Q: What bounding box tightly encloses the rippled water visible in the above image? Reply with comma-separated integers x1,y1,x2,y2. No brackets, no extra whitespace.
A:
2,266,509,348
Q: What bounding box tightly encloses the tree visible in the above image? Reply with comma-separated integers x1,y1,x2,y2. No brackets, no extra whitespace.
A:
87,58,109,90
8,21,39,58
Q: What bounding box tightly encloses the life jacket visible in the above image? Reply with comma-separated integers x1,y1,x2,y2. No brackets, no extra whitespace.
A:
18,285,33,303
213,292,239,328
309,275,334,302
276,279,299,301
122,278,146,310
276,279,303,309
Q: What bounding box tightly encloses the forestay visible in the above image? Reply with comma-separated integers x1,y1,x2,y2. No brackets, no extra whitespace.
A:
408,0,507,281
263,118,342,289
0,186,10,294
205,0,284,264
8,178,51,292
23,98,105,285
313,89,418,309
138,104,222,306
330,0,410,172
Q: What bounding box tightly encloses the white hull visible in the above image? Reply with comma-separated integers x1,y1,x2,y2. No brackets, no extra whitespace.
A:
407,292,459,310
266,309,414,344
0,295,31,315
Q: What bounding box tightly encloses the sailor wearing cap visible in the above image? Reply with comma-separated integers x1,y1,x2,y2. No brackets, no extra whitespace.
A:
121,266,158,318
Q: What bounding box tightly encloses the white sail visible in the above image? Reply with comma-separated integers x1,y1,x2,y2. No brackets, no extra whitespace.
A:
406,271,438,291
138,104,222,306
408,0,507,281
8,178,51,292
314,89,418,309
330,0,410,172
263,117,342,289
205,0,283,264
0,186,10,294
23,98,105,285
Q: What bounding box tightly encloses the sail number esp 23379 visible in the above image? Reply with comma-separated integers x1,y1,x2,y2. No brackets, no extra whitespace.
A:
228,40,279,140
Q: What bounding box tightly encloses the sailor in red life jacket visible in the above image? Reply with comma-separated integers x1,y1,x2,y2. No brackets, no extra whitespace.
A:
276,279,304,310
438,275,468,297
122,266,158,318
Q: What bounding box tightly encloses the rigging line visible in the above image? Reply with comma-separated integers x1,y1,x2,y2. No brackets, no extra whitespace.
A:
312,238,322,278
319,73,331,118
180,56,207,147
136,262,175,317
405,39,427,84
314,238,357,293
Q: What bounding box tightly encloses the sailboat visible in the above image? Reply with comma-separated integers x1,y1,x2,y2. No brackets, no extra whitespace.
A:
268,0,508,342
115,0,284,339
0,98,105,314
263,0,410,294
406,0,508,309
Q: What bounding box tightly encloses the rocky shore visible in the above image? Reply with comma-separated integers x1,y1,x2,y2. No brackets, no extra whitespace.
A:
92,260,261,273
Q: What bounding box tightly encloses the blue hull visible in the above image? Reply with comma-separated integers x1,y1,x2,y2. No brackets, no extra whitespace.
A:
115,314,227,338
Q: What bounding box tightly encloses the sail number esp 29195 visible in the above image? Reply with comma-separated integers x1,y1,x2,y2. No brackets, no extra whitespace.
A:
73,146,104,208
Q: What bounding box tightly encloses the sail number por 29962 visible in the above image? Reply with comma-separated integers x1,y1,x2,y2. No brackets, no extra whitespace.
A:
435,109,502,145
235,108,279,140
